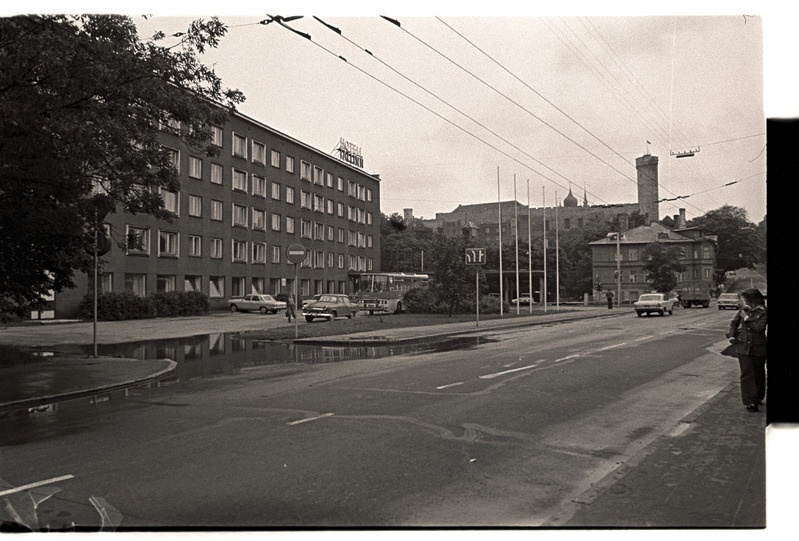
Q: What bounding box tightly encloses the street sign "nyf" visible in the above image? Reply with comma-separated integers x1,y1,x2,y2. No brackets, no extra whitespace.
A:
465,247,486,265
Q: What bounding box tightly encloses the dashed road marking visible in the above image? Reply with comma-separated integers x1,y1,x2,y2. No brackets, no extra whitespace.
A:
287,413,335,426
479,360,545,379
436,382,465,390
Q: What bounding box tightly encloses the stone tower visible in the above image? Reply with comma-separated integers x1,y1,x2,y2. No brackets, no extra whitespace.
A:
635,153,659,223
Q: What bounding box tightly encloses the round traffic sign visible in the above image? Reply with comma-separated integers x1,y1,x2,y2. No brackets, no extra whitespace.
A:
286,243,307,264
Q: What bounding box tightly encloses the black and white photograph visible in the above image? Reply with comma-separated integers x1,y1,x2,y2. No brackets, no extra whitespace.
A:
1,0,793,534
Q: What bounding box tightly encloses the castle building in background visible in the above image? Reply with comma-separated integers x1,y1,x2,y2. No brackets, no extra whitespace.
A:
53,110,382,318
412,153,662,246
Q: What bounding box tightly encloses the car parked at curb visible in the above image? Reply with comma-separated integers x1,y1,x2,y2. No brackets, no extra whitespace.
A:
633,293,674,317
302,294,360,322
228,294,287,314
717,292,741,310
510,295,535,306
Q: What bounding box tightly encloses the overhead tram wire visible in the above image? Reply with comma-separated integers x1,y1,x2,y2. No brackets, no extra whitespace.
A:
383,17,705,216
311,16,608,204
261,18,604,203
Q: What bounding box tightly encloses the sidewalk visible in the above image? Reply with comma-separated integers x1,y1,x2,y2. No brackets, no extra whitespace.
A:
0,308,768,528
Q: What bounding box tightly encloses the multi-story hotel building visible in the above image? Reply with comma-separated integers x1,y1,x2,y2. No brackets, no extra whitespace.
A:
54,110,382,317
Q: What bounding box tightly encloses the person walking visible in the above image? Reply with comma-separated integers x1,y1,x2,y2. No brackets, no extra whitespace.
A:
606,290,614,309
725,288,767,412
286,295,296,323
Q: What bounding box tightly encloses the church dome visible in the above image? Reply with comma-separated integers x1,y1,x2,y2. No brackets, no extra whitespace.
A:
563,188,578,207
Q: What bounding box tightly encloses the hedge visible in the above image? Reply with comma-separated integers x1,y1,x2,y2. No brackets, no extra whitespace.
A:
79,290,209,321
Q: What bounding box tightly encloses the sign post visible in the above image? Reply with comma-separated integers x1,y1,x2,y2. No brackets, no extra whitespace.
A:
465,247,487,326
286,243,307,338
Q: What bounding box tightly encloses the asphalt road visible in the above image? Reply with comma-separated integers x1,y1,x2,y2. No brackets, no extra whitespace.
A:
1,307,738,529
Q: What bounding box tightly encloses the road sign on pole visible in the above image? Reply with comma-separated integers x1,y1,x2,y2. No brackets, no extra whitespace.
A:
286,243,307,264
465,247,486,265
286,244,306,339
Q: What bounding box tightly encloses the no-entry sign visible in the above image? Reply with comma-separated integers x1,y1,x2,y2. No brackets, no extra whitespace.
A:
286,243,307,264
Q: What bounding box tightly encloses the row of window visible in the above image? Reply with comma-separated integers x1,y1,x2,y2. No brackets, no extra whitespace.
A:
601,268,713,284
125,226,374,266
601,246,713,262
113,272,349,299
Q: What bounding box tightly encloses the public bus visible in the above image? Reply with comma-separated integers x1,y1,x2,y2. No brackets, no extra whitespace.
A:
348,272,430,314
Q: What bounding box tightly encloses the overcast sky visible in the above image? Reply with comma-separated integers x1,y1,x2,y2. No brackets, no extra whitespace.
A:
11,2,797,225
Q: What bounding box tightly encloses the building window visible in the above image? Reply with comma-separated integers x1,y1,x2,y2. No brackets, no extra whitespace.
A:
366,188,373,202
157,230,178,257
313,194,324,213
300,280,311,296
337,228,345,243
252,208,266,231
367,257,373,271
313,166,323,185
184,275,201,292
338,254,345,269
286,155,295,173
161,190,179,215
188,234,202,257
126,225,150,254
211,126,223,147
337,202,344,217
189,157,202,179
188,195,202,217
210,238,223,259
313,250,324,269
628,248,638,261
327,225,334,241
286,186,295,204
367,234,373,248
271,213,281,232
337,177,344,191
252,242,266,263
326,200,334,215
703,247,712,259
326,172,334,188
300,160,311,181
628,270,638,283
300,219,311,239
327,252,334,268
207,165,222,187
209,276,224,298
271,246,281,264
232,132,247,158
231,277,246,297
271,181,281,200
704,268,712,279
232,169,247,192
156,274,176,293
252,141,266,164
366,212,373,225
271,149,280,168
211,199,223,221
252,175,266,197
252,277,264,295
348,180,357,198
232,240,247,262
124,273,147,296
99,273,113,294
232,203,247,228
300,190,312,209
313,222,324,240
357,208,365,224
286,216,295,234
164,147,179,172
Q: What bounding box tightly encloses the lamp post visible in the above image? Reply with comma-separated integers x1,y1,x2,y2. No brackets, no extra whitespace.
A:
607,232,623,308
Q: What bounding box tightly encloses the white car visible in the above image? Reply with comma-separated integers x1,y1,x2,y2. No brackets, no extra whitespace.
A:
633,293,674,317
228,294,287,314
511,295,535,306
717,293,741,310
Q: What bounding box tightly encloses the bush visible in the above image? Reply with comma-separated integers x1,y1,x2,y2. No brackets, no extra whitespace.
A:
402,287,448,314
80,290,208,321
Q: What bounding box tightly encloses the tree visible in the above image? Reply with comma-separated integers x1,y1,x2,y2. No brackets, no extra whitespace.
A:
379,212,434,273
641,242,687,293
428,229,473,316
0,15,244,315
688,205,765,285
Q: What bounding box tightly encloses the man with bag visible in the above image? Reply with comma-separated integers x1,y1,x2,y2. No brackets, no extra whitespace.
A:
725,288,768,412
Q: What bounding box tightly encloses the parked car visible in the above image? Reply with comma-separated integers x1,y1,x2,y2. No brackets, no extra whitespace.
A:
633,293,674,317
302,294,323,309
228,294,287,314
510,295,535,306
302,294,360,322
717,292,741,310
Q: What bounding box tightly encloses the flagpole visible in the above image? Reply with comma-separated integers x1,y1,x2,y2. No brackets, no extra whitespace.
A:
527,179,532,314
514,175,520,316
542,186,547,313
497,167,503,316
555,191,560,311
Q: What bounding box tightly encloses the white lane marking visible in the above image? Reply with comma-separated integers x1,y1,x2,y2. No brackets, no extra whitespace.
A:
596,342,628,351
436,382,465,390
287,413,335,426
634,335,654,341
0,475,75,497
479,360,546,379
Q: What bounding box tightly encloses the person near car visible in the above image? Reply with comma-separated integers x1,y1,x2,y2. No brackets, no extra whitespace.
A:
725,288,767,412
286,295,296,323
606,290,614,309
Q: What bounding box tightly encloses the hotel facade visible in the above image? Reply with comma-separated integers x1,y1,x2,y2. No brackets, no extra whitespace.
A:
53,110,382,318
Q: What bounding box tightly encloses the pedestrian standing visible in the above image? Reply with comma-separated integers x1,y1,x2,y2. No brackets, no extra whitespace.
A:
606,290,614,309
286,295,296,323
725,288,767,412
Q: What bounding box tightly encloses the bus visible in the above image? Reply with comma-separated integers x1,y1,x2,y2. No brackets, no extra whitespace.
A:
348,272,430,314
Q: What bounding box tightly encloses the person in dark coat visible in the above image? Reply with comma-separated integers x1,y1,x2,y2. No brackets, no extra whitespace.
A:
286,295,296,323
725,288,767,412
606,290,614,309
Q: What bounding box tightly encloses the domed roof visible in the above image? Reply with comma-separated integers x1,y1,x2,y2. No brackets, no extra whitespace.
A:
563,188,579,207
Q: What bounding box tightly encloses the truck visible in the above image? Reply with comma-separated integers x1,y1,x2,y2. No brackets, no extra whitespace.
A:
678,281,712,308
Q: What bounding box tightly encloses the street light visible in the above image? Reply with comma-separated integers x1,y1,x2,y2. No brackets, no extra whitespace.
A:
607,232,624,307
